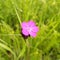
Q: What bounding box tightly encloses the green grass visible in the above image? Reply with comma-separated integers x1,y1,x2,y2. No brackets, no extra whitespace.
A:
0,0,60,60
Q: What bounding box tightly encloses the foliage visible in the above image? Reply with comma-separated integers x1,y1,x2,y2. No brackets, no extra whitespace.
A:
0,0,60,60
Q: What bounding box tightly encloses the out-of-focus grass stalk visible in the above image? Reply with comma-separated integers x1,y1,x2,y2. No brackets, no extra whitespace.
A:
10,0,21,25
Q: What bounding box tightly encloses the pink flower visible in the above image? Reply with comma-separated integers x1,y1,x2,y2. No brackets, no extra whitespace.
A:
21,20,39,37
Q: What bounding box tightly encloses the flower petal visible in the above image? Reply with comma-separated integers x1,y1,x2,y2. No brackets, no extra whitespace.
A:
32,26,39,32
21,22,27,29
29,31,36,37
22,29,29,36
28,20,35,26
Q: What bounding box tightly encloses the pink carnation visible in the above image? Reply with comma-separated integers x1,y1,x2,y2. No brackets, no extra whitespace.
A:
21,20,39,37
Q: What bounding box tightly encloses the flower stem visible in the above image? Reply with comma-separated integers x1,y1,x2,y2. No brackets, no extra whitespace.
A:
14,55,17,60
26,39,30,60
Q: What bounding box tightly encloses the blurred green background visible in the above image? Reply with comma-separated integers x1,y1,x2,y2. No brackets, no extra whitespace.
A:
0,0,60,60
